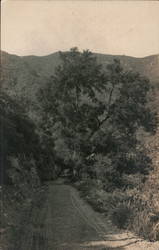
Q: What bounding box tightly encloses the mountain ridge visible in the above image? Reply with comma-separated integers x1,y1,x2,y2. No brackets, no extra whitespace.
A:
2,50,159,59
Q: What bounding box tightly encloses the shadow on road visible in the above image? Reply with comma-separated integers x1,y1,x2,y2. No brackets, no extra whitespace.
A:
85,246,124,250
105,236,139,242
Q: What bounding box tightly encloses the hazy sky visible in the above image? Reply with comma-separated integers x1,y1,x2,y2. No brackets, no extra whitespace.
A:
2,1,159,57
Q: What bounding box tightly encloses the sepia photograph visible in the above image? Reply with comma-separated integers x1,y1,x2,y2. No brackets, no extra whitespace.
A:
1,1,159,249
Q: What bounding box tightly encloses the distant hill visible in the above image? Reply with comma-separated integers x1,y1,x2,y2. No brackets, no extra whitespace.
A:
1,50,158,112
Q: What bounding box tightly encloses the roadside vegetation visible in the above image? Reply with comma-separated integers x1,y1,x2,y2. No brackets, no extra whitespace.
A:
0,92,49,249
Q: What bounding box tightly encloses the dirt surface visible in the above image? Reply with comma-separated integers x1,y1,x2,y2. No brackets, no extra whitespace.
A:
9,180,159,250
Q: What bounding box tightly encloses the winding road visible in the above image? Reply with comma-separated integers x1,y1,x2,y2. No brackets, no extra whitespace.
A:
11,180,159,250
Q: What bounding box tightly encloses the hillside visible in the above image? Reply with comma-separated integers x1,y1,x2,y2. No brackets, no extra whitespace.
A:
1,51,159,108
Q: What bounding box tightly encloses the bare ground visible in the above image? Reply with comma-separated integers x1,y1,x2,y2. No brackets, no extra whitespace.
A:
6,180,159,250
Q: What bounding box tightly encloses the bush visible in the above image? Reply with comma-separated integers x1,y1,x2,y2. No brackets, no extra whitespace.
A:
128,192,159,241
109,204,132,229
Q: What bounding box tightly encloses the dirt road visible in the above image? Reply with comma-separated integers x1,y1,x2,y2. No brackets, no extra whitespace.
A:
11,181,159,250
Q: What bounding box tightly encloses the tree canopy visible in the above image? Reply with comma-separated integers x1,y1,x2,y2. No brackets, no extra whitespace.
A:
39,48,157,184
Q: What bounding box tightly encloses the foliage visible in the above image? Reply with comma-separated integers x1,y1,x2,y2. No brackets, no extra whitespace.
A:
0,92,51,248
0,92,40,184
0,91,57,184
76,176,159,241
39,47,157,182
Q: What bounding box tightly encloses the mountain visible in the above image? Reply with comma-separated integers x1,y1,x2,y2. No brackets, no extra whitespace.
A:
1,50,159,111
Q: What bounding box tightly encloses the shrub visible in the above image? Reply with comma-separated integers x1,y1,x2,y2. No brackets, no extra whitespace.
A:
109,204,132,229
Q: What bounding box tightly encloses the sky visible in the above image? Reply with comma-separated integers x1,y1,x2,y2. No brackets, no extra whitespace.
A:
1,1,159,57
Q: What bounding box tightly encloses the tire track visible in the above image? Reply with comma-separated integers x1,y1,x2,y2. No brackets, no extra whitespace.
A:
70,189,111,241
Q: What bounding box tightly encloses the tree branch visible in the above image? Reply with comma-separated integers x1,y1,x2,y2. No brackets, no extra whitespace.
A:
88,83,115,140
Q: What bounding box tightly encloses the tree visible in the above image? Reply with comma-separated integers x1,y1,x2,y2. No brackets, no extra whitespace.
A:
39,48,157,182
